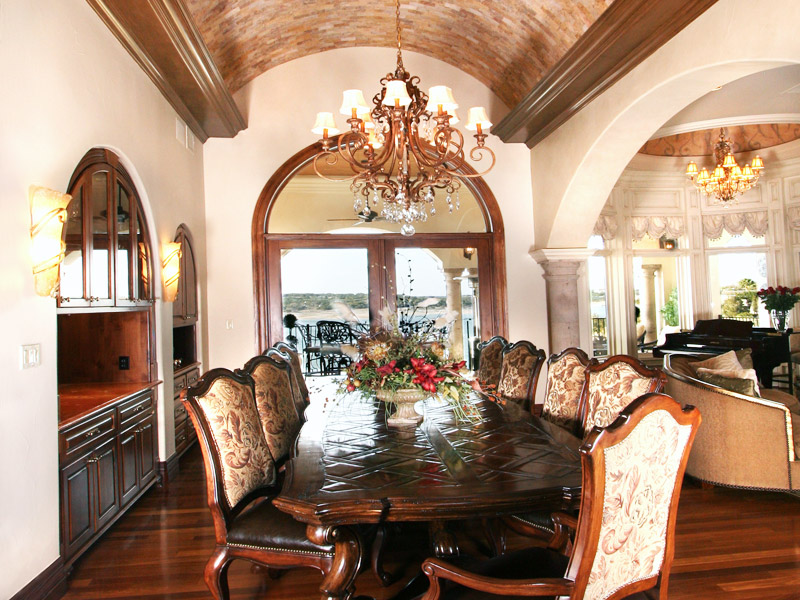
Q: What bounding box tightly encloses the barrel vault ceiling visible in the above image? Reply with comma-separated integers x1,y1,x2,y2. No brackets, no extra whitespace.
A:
87,0,717,145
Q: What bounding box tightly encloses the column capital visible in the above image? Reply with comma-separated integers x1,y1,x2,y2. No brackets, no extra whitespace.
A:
530,247,596,264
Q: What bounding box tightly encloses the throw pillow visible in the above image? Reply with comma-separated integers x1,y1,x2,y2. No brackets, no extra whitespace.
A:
696,370,759,397
735,348,754,369
690,350,743,375
695,366,761,396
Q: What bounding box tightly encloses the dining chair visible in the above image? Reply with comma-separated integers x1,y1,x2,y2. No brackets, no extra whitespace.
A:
240,355,303,466
314,321,356,375
476,336,507,389
496,340,546,412
579,354,666,438
541,347,591,434
274,341,310,407
421,393,701,600
183,368,336,600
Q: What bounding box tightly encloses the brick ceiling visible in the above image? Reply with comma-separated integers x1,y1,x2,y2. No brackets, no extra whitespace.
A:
639,124,800,157
182,0,614,108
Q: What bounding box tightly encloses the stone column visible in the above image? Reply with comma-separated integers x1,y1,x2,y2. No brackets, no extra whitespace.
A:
532,249,594,354
444,268,464,361
640,264,661,344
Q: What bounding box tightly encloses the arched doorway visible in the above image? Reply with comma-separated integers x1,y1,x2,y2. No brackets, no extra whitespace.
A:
252,141,507,369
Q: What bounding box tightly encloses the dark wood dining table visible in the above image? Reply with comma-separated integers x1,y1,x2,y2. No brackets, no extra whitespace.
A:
273,379,582,600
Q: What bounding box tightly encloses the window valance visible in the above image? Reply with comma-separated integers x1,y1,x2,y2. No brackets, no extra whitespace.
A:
630,216,685,241
701,211,768,240
592,215,618,241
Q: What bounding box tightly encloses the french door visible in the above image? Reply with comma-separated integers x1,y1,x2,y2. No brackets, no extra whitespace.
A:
263,234,499,368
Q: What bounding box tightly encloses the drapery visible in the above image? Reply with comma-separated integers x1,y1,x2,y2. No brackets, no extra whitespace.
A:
592,214,618,240
701,211,768,240
629,216,685,241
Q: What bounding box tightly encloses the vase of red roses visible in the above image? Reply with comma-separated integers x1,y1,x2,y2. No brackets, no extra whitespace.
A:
757,286,800,332
342,315,479,427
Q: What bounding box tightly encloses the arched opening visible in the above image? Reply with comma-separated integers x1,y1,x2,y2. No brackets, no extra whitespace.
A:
252,141,507,370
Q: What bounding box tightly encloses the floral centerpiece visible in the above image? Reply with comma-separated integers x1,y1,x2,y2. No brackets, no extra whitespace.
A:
341,314,480,426
757,285,800,332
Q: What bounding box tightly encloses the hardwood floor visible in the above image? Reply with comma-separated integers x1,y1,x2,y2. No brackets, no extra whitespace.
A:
63,445,800,599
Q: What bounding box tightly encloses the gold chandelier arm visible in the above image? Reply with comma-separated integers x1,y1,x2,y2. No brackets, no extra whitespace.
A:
311,151,360,183
458,145,497,178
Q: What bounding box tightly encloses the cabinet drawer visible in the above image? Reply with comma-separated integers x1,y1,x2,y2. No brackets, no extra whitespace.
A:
174,397,189,427
118,391,154,426
60,409,116,461
186,368,200,388
174,420,190,455
173,373,187,394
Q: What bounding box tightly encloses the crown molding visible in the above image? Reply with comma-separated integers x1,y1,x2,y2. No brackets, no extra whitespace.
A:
492,0,718,148
531,248,596,264
87,0,246,142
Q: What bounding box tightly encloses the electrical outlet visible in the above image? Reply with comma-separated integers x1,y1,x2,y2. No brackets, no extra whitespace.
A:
21,344,41,369
119,355,130,370
225,319,234,330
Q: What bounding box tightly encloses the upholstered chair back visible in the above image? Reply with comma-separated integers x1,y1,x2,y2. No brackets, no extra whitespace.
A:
580,355,666,437
241,355,302,465
183,369,276,532
497,341,546,411
274,341,310,406
566,394,700,600
542,347,590,433
476,336,508,389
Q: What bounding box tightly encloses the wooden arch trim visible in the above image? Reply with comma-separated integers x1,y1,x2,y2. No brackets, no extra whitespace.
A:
251,140,508,352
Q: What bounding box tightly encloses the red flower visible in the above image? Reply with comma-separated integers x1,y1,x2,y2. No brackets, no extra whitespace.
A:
375,360,397,377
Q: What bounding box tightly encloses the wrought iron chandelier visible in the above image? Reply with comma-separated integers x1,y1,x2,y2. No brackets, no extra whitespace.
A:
310,0,495,236
685,129,764,203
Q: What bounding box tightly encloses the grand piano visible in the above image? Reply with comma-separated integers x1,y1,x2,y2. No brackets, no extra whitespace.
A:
653,318,793,393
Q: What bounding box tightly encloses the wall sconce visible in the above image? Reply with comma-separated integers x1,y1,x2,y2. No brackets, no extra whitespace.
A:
29,185,71,297
161,241,181,302
463,247,476,260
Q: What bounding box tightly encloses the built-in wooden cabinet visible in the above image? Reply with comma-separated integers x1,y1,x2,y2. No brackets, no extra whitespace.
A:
173,364,200,457
59,388,157,565
59,149,153,309
173,224,197,325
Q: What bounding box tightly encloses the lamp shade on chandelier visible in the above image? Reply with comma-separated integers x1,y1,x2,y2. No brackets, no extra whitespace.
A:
685,129,764,203
310,0,495,236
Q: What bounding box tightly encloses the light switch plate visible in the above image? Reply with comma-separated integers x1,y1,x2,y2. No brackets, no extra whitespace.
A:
21,344,41,369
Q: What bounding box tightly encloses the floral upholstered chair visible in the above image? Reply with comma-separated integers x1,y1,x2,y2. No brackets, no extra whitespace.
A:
476,336,507,389
541,347,591,434
580,354,666,438
421,393,701,600
496,340,546,412
183,369,336,600
240,355,302,466
274,341,310,408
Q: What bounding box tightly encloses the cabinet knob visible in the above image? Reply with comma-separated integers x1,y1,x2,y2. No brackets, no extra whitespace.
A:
86,457,98,464
85,427,101,439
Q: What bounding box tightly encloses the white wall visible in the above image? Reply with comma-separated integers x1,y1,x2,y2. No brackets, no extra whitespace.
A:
0,0,206,595
202,47,547,370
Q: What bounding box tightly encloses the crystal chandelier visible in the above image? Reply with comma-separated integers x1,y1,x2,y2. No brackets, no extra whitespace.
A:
685,129,764,203
310,0,495,236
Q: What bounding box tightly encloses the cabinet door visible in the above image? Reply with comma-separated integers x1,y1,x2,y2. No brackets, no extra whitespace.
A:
137,414,156,485
182,237,197,320
114,180,135,306
94,438,120,530
61,454,95,558
118,422,140,506
88,168,115,307
59,180,91,307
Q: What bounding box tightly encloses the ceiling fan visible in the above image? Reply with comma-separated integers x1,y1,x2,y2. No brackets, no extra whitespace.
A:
327,209,386,226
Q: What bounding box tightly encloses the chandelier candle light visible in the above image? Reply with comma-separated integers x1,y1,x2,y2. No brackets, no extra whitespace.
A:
311,0,495,236
685,129,764,203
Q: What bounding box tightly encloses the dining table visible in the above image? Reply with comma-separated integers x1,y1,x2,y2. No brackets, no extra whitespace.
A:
273,379,583,600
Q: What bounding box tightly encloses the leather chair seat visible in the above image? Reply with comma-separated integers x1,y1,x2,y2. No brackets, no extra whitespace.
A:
227,498,334,556
505,510,555,535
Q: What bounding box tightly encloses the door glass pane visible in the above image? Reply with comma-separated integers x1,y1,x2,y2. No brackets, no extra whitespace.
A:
633,256,683,352
115,184,131,300
707,252,768,326
394,247,480,369
280,248,369,374
61,185,84,299
90,171,110,300
136,213,150,300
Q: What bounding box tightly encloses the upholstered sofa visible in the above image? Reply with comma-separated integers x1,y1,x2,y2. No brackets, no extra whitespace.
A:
664,355,800,493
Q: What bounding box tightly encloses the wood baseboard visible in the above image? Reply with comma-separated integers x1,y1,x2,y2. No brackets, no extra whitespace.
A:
157,452,181,489
10,557,68,600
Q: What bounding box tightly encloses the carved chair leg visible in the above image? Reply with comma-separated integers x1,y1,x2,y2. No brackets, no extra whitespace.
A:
308,524,363,600
481,518,506,557
205,546,233,600
429,520,459,558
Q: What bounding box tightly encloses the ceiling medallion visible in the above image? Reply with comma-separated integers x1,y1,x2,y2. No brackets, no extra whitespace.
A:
685,128,764,204
310,0,495,236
